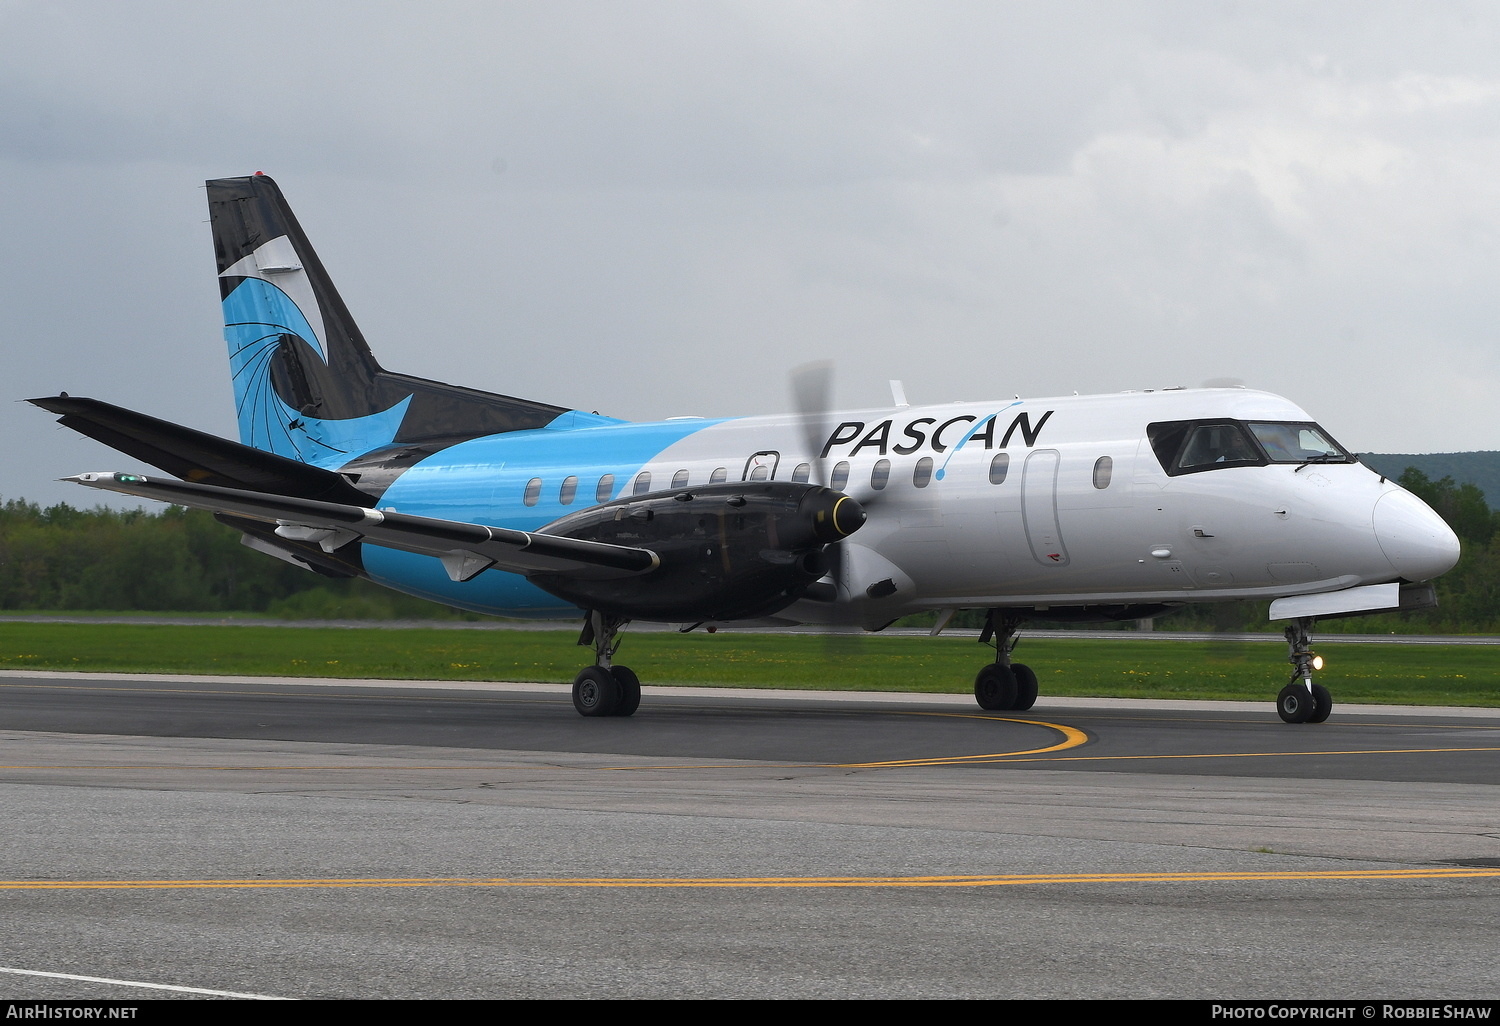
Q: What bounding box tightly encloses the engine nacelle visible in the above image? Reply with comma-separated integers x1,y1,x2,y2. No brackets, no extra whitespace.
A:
529,481,865,621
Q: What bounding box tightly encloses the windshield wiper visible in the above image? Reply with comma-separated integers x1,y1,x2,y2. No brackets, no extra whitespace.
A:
1294,452,1348,471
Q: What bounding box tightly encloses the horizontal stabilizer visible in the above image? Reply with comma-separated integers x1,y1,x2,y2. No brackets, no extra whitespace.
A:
30,395,370,506
64,472,659,582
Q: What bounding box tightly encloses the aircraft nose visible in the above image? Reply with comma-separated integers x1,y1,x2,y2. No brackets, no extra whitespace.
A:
1373,489,1461,581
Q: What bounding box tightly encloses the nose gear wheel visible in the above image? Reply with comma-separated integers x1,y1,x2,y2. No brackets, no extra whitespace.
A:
1278,617,1333,724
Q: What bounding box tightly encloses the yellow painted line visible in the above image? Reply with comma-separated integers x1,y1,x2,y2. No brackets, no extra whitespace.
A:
8,744,1496,772
990,746,1500,764
0,687,1486,769
0,714,1088,773
836,714,1089,767
0,744,1493,774
1,868,1497,891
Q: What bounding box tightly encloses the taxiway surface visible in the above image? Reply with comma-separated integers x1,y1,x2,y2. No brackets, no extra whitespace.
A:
0,671,1496,1000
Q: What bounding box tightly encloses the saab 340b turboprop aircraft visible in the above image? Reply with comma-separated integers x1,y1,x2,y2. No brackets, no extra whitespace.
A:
33,173,1461,723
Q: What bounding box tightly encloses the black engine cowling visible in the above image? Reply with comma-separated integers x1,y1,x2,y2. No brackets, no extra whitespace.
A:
528,481,865,621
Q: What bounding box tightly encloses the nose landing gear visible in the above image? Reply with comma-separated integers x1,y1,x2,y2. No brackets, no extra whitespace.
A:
1277,616,1332,723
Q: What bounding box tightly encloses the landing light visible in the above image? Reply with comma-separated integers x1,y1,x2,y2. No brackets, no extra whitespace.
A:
1311,654,1325,671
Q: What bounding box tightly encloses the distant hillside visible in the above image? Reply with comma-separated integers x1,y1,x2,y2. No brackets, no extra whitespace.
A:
1360,452,1500,507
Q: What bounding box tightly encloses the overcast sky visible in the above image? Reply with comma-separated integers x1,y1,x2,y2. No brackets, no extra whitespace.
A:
5,1,1500,507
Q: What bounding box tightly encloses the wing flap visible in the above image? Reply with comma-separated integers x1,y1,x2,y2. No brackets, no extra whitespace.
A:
65,472,658,581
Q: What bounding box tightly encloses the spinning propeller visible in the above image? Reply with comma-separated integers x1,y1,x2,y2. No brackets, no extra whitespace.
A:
788,360,892,628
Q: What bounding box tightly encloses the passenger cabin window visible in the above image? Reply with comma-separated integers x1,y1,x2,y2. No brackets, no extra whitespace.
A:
989,453,1009,485
523,478,542,506
596,474,615,503
671,469,689,488
913,457,933,488
559,475,579,505
830,462,850,491
633,471,652,495
749,465,770,481
791,463,811,484
870,459,891,490
1092,456,1112,489
710,467,728,484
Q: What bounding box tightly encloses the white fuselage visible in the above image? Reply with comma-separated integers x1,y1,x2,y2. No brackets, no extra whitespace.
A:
361,386,1460,624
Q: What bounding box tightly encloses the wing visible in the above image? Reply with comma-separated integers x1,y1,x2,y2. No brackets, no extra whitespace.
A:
65,472,659,583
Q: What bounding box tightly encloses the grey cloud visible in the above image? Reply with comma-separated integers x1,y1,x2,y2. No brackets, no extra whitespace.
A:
6,2,1500,510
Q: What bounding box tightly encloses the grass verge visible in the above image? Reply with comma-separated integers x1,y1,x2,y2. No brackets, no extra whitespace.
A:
1,622,1497,707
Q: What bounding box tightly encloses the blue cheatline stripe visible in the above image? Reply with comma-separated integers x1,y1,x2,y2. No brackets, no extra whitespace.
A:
362,416,728,616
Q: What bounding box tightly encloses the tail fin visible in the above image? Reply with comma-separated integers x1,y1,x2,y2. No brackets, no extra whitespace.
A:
210,173,579,466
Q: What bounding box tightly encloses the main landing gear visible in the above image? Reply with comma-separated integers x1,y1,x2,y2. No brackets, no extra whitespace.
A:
572,611,642,717
973,610,1039,712
1276,616,1332,724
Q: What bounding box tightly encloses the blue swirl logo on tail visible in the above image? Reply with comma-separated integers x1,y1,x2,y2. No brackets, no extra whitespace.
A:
221,277,409,466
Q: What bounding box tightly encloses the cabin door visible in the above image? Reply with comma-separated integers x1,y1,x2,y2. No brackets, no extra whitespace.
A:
1022,448,1069,566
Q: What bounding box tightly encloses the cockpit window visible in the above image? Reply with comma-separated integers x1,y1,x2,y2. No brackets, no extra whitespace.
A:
1247,422,1352,464
1149,418,1354,476
1147,422,1190,472
1177,422,1261,471
1149,419,1264,476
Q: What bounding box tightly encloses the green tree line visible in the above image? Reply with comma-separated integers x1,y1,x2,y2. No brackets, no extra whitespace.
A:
0,498,471,619
3,468,1500,629
1377,468,1500,632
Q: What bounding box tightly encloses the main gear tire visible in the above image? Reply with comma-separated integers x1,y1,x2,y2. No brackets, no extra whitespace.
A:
1276,683,1315,724
1307,683,1333,724
1011,663,1039,712
611,665,642,717
573,666,622,717
975,664,1018,711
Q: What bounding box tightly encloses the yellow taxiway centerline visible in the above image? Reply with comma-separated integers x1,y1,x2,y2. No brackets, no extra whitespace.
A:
991,746,1500,764
1,868,1497,890
835,715,1089,766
